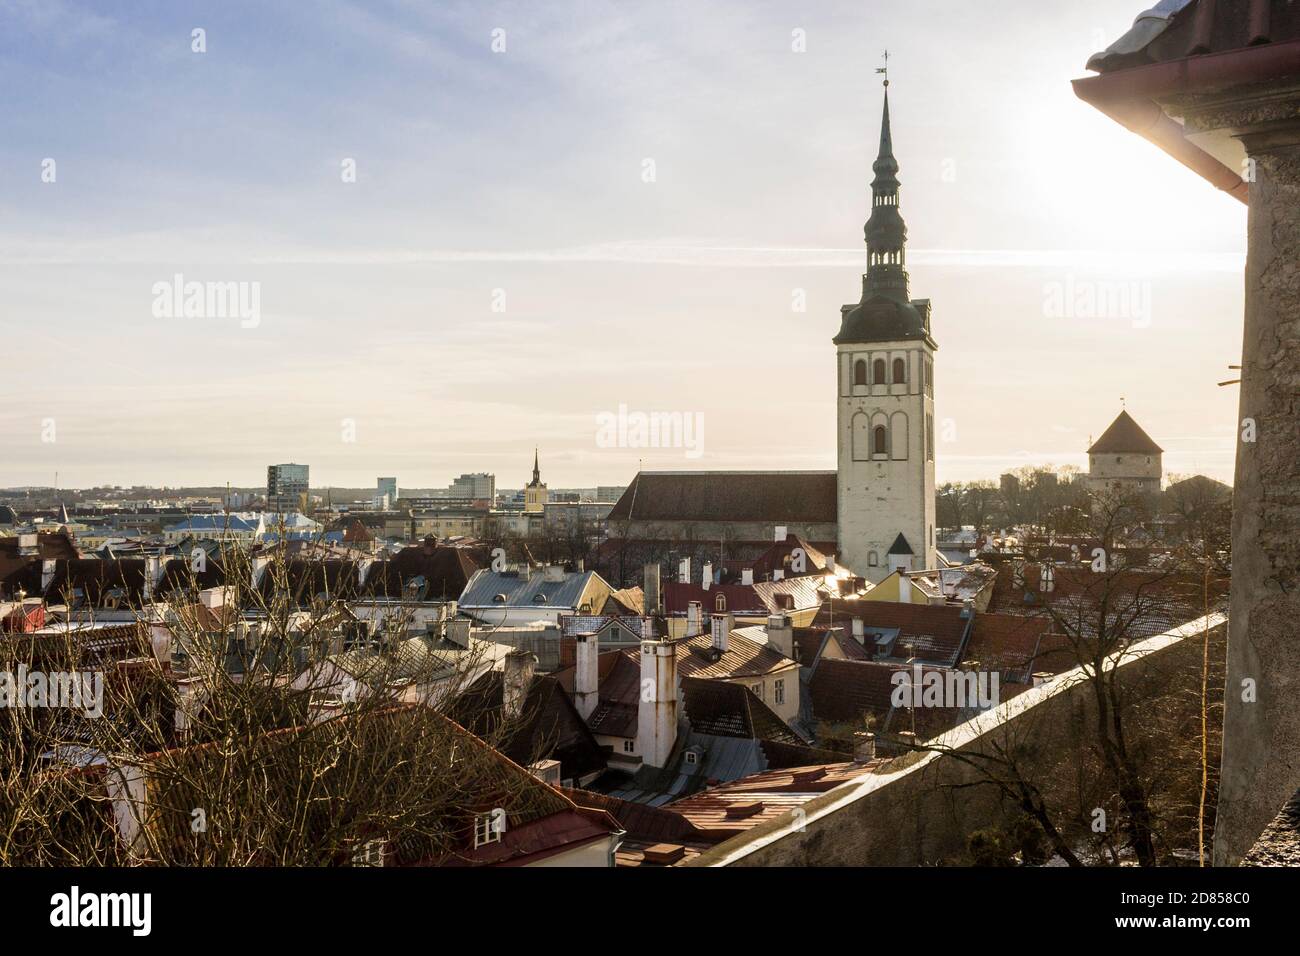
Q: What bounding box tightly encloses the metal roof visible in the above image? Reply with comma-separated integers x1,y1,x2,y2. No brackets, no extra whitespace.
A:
459,568,601,610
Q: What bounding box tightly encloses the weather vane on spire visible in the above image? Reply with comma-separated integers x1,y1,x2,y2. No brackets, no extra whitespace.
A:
876,49,890,87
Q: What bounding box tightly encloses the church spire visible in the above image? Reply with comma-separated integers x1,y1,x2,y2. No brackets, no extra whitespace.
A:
863,64,908,299
531,447,540,486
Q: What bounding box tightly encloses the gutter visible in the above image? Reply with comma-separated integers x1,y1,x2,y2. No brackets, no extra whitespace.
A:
1071,38,1300,206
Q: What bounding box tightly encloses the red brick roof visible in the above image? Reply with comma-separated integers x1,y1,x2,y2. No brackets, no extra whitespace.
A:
817,601,971,666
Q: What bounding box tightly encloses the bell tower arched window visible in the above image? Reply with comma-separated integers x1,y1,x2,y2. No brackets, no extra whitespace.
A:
892,357,906,384
872,425,888,457
873,358,886,384
853,359,867,386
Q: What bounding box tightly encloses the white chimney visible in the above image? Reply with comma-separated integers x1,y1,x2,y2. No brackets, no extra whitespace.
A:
641,616,657,640
774,526,787,542
766,613,793,659
503,650,536,720
827,554,836,574
678,557,691,584
144,555,163,601
852,618,865,641
543,564,565,583
574,633,599,720
773,569,784,581
174,677,209,736
741,568,754,586
710,613,729,653
687,601,702,637
636,638,678,769
446,617,471,649
701,562,712,590
199,586,229,610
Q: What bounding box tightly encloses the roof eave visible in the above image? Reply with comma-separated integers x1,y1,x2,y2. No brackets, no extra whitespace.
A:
1070,39,1300,206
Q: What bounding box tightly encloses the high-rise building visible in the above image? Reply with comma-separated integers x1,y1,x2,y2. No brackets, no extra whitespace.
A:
267,463,309,512
835,78,937,581
377,477,398,502
449,472,495,501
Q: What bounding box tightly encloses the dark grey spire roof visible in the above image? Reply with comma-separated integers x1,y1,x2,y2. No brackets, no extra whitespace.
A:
887,533,914,556
834,82,935,349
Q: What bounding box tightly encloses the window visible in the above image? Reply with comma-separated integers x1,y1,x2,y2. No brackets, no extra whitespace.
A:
474,811,503,848
892,357,906,384
622,739,635,753
685,750,698,765
774,679,785,705
868,551,879,567
852,411,872,462
873,425,888,457
873,358,886,384
352,839,385,867
715,594,726,612
853,359,867,386
753,682,764,701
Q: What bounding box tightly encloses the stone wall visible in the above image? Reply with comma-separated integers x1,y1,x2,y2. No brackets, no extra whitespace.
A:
688,614,1225,867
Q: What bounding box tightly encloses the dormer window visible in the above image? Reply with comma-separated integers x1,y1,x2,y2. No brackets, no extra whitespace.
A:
533,593,549,604
474,811,504,847
492,593,507,604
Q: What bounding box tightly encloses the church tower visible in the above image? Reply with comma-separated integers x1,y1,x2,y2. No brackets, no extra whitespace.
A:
835,76,937,582
524,447,549,513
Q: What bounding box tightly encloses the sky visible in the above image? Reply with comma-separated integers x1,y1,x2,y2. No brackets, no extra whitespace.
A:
0,0,1247,491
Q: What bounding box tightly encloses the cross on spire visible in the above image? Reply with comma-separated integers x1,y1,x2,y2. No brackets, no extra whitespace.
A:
876,49,889,87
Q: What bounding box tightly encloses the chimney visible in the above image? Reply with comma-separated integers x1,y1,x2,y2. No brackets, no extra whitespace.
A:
636,638,678,768
773,569,784,581
574,633,599,720
710,613,730,653
766,613,793,659
543,564,565,583
174,677,208,736
446,617,471,649
774,525,787,541
960,598,975,619
852,618,865,642
643,563,661,615
701,561,713,590
678,557,691,584
741,568,754,586
686,601,703,637
144,555,163,601
641,616,656,640
827,554,837,574
852,731,877,763
503,650,536,721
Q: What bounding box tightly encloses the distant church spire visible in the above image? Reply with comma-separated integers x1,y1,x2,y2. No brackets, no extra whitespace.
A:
531,447,541,486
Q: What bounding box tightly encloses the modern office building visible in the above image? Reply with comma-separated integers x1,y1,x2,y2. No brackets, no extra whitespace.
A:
267,463,310,512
